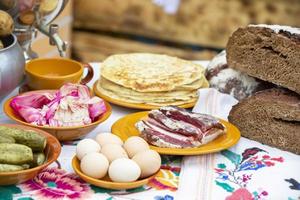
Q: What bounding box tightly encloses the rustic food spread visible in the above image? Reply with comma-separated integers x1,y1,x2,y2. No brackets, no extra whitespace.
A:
0,8,299,198
136,106,225,148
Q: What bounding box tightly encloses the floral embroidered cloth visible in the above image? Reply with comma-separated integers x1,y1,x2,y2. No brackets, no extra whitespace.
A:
0,151,181,200
177,88,300,200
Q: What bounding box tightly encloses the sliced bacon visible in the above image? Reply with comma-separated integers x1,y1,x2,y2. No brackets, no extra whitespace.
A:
148,110,202,138
136,121,198,148
159,106,224,132
135,106,225,148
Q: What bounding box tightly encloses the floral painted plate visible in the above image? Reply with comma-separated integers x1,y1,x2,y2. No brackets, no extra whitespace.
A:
72,156,157,190
111,111,241,155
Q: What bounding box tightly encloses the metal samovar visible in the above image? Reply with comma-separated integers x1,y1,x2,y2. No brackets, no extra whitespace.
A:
0,0,69,99
1,0,69,60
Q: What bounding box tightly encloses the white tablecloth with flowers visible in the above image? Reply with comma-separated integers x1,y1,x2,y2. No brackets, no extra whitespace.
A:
0,62,299,200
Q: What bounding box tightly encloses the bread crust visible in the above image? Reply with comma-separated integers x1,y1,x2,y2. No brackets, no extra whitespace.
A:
228,88,300,154
226,26,300,94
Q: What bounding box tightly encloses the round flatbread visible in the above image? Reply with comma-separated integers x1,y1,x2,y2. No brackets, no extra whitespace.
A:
97,76,209,104
96,84,198,106
101,53,205,92
99,76,203,98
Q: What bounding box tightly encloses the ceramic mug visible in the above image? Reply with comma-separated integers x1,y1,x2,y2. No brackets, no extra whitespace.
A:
25,58,94,90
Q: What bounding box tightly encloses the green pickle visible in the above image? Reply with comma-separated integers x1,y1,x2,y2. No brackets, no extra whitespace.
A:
0,133,15,143
0,143,33,165
0,126,46,151
30,152,46,167
0,164,27,172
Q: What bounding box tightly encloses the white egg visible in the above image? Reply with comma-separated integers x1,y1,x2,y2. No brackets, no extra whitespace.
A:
123,136,149,158
80,152,109,179
108,158,141,182
76,139,101,160
95,133,123,146
132,150,161,178
101,144,128,163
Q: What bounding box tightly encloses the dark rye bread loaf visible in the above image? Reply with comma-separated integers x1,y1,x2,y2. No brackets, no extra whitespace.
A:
228,88,300,155
226,25,300,94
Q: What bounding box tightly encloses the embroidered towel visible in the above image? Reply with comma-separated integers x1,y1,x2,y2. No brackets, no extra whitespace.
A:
176,88,300,200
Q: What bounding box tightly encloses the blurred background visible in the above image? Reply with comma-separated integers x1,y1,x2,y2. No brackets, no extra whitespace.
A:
33,0,300,61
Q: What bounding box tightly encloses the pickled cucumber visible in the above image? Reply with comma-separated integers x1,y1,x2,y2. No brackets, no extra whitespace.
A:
0,143,33,164
0,133,15,143
0,126,46,151
21,164,30,169
30,152,46,167
0,164,26,172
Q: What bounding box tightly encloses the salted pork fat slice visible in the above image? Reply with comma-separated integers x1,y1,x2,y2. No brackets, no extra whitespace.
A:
136,106,225,148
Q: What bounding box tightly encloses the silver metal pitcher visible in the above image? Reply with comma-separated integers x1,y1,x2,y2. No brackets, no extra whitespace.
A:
0,34,25,99
1,0,69,60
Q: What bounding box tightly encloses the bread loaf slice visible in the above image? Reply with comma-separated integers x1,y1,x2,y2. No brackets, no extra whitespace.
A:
226,25,300,94
228,88,300,154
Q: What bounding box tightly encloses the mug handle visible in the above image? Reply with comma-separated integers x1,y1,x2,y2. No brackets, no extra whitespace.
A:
80,63,94,85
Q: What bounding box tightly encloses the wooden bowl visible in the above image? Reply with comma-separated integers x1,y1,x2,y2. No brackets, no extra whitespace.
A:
72,156,157,190
0,124,61,185
3,91,112,141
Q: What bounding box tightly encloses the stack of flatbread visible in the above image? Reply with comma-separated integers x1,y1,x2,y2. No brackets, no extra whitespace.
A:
97,53,209,106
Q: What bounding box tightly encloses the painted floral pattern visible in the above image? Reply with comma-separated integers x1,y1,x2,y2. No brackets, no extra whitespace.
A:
149,156,181,192
154,194,174,200
285,178,300,190
20,167,93,200
214,147,284,200
149,166,180,191
9,156,180,200
0,185,22,200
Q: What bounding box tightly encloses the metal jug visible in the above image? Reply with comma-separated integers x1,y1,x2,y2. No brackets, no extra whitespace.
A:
0,34,25,99
1,0,69,60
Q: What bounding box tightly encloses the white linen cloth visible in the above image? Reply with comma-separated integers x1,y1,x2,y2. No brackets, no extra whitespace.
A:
176,88,300,200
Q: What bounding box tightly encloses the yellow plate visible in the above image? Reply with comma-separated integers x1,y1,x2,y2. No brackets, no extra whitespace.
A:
72,156,157,190
111,112,241,155
93,81,196,110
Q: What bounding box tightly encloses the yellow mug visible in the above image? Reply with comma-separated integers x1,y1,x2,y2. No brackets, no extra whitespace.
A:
25,58,94,90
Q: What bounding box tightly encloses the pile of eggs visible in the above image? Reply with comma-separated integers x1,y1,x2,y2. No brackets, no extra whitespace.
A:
76,133,161,182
